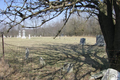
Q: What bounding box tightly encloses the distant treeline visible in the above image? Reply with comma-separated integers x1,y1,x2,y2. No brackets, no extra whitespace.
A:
0,15,102,37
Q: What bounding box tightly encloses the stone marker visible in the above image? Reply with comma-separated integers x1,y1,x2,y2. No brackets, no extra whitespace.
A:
90,68,120,80
63,63,67,71
67,63,73,73
25,48,29,59
22,30,26,39
3,35,6,38
90,69,107,80
80,38,86,45
39,57,46,66
29,34,31,39
63,63,73,73
18,30,21,38
95,35,105,46
102,68,120,80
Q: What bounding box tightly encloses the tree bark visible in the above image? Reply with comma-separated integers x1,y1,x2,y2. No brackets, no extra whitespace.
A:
113,1,120,71
98,0,120,71
98,12,115,69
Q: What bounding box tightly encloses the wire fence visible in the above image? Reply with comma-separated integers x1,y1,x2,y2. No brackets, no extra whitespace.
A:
0,34,116,80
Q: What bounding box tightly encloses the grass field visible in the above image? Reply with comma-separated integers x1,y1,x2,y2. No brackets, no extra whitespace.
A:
0,36,109,80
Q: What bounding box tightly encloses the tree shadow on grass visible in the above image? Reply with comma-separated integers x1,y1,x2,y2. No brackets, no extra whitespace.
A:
4,43,109,80
31,44,109,80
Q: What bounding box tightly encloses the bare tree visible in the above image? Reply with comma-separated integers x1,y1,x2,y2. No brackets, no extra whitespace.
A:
1,0,120,71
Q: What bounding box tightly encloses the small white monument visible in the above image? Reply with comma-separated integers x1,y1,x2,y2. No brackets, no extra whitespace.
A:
29,34,31,39
18,30,21,38
102,68,120,80
90,68,120,80
3,35,6,38
22,30,26,39
39,57,46,66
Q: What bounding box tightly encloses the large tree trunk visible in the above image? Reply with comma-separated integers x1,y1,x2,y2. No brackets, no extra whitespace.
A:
98,0,120,71
113,0,120,71
98,12,115,69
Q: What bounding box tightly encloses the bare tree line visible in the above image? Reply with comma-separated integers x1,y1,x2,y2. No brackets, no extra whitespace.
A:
0,14,101,37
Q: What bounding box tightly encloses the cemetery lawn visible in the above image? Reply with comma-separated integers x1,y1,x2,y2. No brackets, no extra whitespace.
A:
0,36,109,80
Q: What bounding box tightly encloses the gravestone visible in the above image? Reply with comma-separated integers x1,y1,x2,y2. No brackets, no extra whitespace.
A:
102,68,120,80
25,48,29,59
63,63,73,73
90,68,120,80
67,63,73,73
29,34,31,39
80,38,86,45
39,57,46,66
63,63,67,71
3,35,6,38
22,30,26,39
18,30,21,38
90,69,107,80
95,35,105,46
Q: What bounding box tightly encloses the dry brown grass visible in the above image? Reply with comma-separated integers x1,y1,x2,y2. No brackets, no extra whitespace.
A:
0,36,109,80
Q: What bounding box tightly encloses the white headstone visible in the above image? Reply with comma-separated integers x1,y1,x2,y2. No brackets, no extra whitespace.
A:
102,68,120,80
3,35,6,38
22,30,26,39
18,30,21,37
39,57,46,66
29,34,31,39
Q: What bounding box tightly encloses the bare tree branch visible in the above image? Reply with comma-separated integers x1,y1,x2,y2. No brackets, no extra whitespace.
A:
53,12,71,39
0,0,102,33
